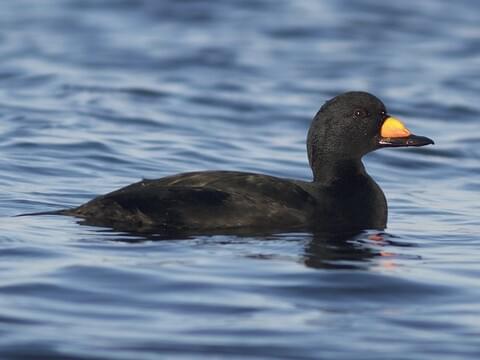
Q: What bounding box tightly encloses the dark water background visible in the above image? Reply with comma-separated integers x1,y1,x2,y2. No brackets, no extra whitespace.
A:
0,0,479,359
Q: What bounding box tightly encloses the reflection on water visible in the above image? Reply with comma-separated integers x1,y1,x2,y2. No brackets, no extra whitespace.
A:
304,231,380,269
100,227,415,271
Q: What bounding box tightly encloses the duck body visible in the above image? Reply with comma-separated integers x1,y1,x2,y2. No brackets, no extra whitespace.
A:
28,91,433,233
63,168,387,232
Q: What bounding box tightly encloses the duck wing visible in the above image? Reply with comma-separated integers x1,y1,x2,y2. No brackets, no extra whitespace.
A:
68,171,316,232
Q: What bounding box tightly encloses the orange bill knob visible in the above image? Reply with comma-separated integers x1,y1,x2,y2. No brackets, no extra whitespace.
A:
380,117,411,138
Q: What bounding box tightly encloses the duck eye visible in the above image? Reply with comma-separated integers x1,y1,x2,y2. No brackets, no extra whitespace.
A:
380,110,387,117
353,109,364,118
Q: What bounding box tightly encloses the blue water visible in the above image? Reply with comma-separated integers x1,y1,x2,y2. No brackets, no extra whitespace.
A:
0,0,479,359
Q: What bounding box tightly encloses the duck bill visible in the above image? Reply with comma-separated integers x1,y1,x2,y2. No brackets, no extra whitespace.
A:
378,116,434,147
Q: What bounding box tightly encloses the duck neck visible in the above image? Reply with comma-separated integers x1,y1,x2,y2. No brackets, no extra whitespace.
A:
311,157,367,184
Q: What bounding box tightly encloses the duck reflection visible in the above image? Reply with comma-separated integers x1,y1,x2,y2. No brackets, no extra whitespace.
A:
85,221,411,271
302,230,381,269
305,230,420,269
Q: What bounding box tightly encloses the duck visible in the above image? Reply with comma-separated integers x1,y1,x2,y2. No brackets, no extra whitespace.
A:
27,91,433,233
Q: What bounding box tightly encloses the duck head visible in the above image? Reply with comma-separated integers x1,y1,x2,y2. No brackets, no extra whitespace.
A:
307,91,434,180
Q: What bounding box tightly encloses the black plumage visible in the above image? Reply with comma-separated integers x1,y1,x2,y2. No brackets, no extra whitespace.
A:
29,91,434,233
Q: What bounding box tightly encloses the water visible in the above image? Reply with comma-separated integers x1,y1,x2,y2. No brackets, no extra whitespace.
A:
0,0,479,358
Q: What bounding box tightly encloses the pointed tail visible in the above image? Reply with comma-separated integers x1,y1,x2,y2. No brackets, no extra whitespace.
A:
14,209,73,217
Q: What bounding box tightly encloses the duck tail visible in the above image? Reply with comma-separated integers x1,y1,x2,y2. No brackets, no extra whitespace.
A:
14,209,73,217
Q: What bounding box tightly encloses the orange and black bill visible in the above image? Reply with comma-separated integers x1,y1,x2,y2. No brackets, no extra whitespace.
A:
378,116,434,147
